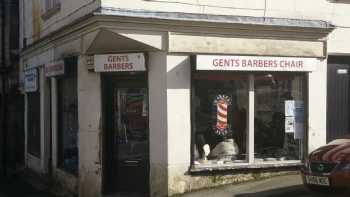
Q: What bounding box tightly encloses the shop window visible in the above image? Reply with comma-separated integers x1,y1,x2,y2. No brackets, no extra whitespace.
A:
192,72,306,168
27,92,41,158
254,73,305,162
57,58,78,175
193,73,249,165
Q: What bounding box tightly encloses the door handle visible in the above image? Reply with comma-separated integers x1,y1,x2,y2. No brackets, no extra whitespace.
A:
124,160,141,166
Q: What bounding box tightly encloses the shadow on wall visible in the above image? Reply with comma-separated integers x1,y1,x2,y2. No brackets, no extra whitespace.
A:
327,0,350,4
166,56,191,89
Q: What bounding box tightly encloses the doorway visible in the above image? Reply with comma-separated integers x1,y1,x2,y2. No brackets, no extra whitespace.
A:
327,56,350,142
103,73,149,196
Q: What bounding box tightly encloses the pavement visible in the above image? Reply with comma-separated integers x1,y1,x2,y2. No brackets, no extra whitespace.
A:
0,175,57,197
179,174,350,197
0,174,349,197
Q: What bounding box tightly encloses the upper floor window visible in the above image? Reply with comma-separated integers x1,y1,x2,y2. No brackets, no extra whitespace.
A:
41,0,61,19
45,0,60,10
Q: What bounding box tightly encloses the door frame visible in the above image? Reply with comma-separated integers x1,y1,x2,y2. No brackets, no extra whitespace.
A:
101,72,150,195
327,56,350,142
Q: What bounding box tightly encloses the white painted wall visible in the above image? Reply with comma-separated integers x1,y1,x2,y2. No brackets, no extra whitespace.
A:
77,55,102,197
20,0,350,54
148,52,169,197
101,0,350,55
308,59,328,152
19,0,99,47
148,53,192,196
166,55,191,166
166,55,192,194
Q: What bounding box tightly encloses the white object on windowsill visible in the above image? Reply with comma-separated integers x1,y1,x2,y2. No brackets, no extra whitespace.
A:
203,144,211,161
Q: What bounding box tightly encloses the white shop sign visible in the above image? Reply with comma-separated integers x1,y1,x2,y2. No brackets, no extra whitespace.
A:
196,55,318,72
24,68,38,92
94,53,146,72
45,60,65,77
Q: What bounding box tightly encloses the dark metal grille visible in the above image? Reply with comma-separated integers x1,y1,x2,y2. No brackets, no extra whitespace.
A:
310,162,337,174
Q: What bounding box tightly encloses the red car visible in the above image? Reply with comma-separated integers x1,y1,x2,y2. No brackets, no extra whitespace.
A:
301,135,350,192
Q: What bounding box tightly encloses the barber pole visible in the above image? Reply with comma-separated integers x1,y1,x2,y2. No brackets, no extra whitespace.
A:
213,95,231,135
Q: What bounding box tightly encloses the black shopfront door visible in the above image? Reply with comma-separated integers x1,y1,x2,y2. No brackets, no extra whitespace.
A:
327,56,350,142
103,74,149,196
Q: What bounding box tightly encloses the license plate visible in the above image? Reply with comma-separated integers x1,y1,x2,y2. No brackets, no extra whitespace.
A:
305,175,330,186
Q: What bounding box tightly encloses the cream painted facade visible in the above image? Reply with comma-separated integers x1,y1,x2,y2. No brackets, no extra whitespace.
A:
19,0,349,197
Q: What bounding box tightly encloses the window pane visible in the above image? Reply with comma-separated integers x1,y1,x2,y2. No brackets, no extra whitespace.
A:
254,73,305,162
193,73,249,165
27,92,41,158
58,61,78,174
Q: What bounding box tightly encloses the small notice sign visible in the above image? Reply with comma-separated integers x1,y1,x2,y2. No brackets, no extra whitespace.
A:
94,53,146,72
45,60,65,77
285,117,295,133
285,100,295,117
24,68,38,92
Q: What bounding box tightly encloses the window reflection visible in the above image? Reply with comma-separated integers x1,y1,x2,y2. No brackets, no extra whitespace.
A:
193,73,249,165
254,73,305,162
192,72,306,167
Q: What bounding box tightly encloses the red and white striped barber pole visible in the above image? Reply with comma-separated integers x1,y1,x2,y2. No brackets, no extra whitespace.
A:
213,95,231,136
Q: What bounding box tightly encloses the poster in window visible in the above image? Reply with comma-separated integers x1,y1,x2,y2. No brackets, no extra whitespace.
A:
285,116,295,133
24,68,38,92
285,100,295,117
294,101,304,139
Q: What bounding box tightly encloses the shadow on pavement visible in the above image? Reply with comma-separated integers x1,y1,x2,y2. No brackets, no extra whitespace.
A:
235,185,350,197
0,175,56,197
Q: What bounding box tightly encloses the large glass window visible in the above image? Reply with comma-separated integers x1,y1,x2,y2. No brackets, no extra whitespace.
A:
27,92,41,158
57,58,78,175
193,73,249,165
254,73,305,162
192,72,306,168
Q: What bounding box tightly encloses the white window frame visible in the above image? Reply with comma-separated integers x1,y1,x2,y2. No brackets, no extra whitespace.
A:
191,72,307,171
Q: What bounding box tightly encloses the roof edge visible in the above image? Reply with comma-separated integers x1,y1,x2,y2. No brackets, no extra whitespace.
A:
96,7,335,30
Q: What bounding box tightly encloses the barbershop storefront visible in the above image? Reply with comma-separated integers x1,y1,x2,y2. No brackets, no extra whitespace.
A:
90,52,323,197
22,11,334,197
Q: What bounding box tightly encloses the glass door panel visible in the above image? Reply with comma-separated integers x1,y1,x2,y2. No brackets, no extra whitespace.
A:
113,87,149,193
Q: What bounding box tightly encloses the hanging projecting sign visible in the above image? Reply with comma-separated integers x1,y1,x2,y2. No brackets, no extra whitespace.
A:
45,60,65,77
196,55,318,72
24,68,38,92
94,53,146,72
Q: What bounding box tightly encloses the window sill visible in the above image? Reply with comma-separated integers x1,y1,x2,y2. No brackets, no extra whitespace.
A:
190,160,303,173
41,4,61,20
